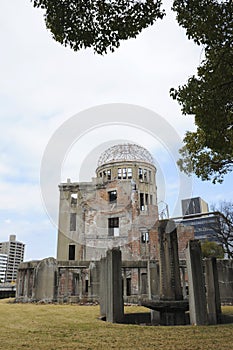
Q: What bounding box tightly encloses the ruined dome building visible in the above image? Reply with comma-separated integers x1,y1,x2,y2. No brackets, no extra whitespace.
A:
16,143,196,303
57,143,158,262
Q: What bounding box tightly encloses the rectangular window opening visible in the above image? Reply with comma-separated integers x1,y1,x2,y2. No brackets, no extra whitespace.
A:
140,193,144,211
71,193,77,205
141,232,149,243
107,169,111,180
108,217,119,237
109,190,117,203
144,169,147,181
122,168,127,179
118,168,122,179
68,244,75,261
127,168,132,179
138,168,143,180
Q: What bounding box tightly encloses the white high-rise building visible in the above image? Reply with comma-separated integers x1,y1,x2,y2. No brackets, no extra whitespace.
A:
0,254,8,283
0,235,25,282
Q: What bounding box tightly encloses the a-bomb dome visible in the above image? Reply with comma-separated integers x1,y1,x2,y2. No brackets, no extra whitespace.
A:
97,143,154,167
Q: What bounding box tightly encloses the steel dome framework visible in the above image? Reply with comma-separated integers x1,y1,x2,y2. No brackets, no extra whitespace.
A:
97,143,154,167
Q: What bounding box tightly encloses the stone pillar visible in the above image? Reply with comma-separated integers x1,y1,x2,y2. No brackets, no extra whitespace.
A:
217,260,233,304
158,220,183,301
150,261,160,325
99,257,107,317
181,266,187,299
79,272,83,300
205,258,221,324
158,220,185,325
34,258,57,302
89,261,100,301
106,248,124,323
123,268,127,299
186,240,208,325
150,261,160,299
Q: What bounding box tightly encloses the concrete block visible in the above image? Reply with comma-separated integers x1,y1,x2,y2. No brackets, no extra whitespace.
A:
186,240,208,325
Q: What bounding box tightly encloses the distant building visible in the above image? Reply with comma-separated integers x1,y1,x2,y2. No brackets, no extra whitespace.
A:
0,254,8,283
179,214,219,242
182,197,209,216
178,197,219,242
0,235,25,282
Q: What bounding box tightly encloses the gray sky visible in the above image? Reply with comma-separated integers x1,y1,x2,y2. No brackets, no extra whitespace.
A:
0,0,232,260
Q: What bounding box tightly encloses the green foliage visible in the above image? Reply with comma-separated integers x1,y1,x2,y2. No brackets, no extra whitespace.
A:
31,0,165,54
171,0,233,183
201,240,224,259
31,1,233,182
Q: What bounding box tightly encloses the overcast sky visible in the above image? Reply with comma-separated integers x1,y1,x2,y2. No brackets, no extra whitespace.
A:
1,0,232,261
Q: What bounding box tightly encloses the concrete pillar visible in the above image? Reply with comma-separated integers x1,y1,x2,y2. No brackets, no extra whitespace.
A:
79,272,83,299
106,248,124,323
99,257,107,317
150,261,160,325
217,260,233,304
205,258,221,324
150,261,160,299
123,268,127,298
89,261,100,301
158,220,183,300
34,258,57,302
181,266,187,299
186,240,208,325
138,268,140,296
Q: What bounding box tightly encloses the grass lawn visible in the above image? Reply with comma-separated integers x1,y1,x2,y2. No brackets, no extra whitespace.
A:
0,299,232,350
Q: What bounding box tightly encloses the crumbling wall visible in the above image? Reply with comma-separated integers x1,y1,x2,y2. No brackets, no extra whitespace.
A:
217,259,233,304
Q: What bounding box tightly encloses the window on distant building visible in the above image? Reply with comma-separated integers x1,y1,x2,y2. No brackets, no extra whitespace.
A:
122,168,127,179
71,193,77,205
108,190,117,203
140,193,144,211
141,231,149,243
68,244,75,260
145,193,148,209
107,169,111,180
127,168,132,179
138,168,143,179
108,217,119,237
118,168,122,179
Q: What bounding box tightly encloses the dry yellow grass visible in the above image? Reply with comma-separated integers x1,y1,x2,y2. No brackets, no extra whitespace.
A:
0,299,232,350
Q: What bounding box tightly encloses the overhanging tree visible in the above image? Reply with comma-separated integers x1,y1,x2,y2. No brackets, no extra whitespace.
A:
31,0,233,182
31,0,165,54
170,0,233,183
